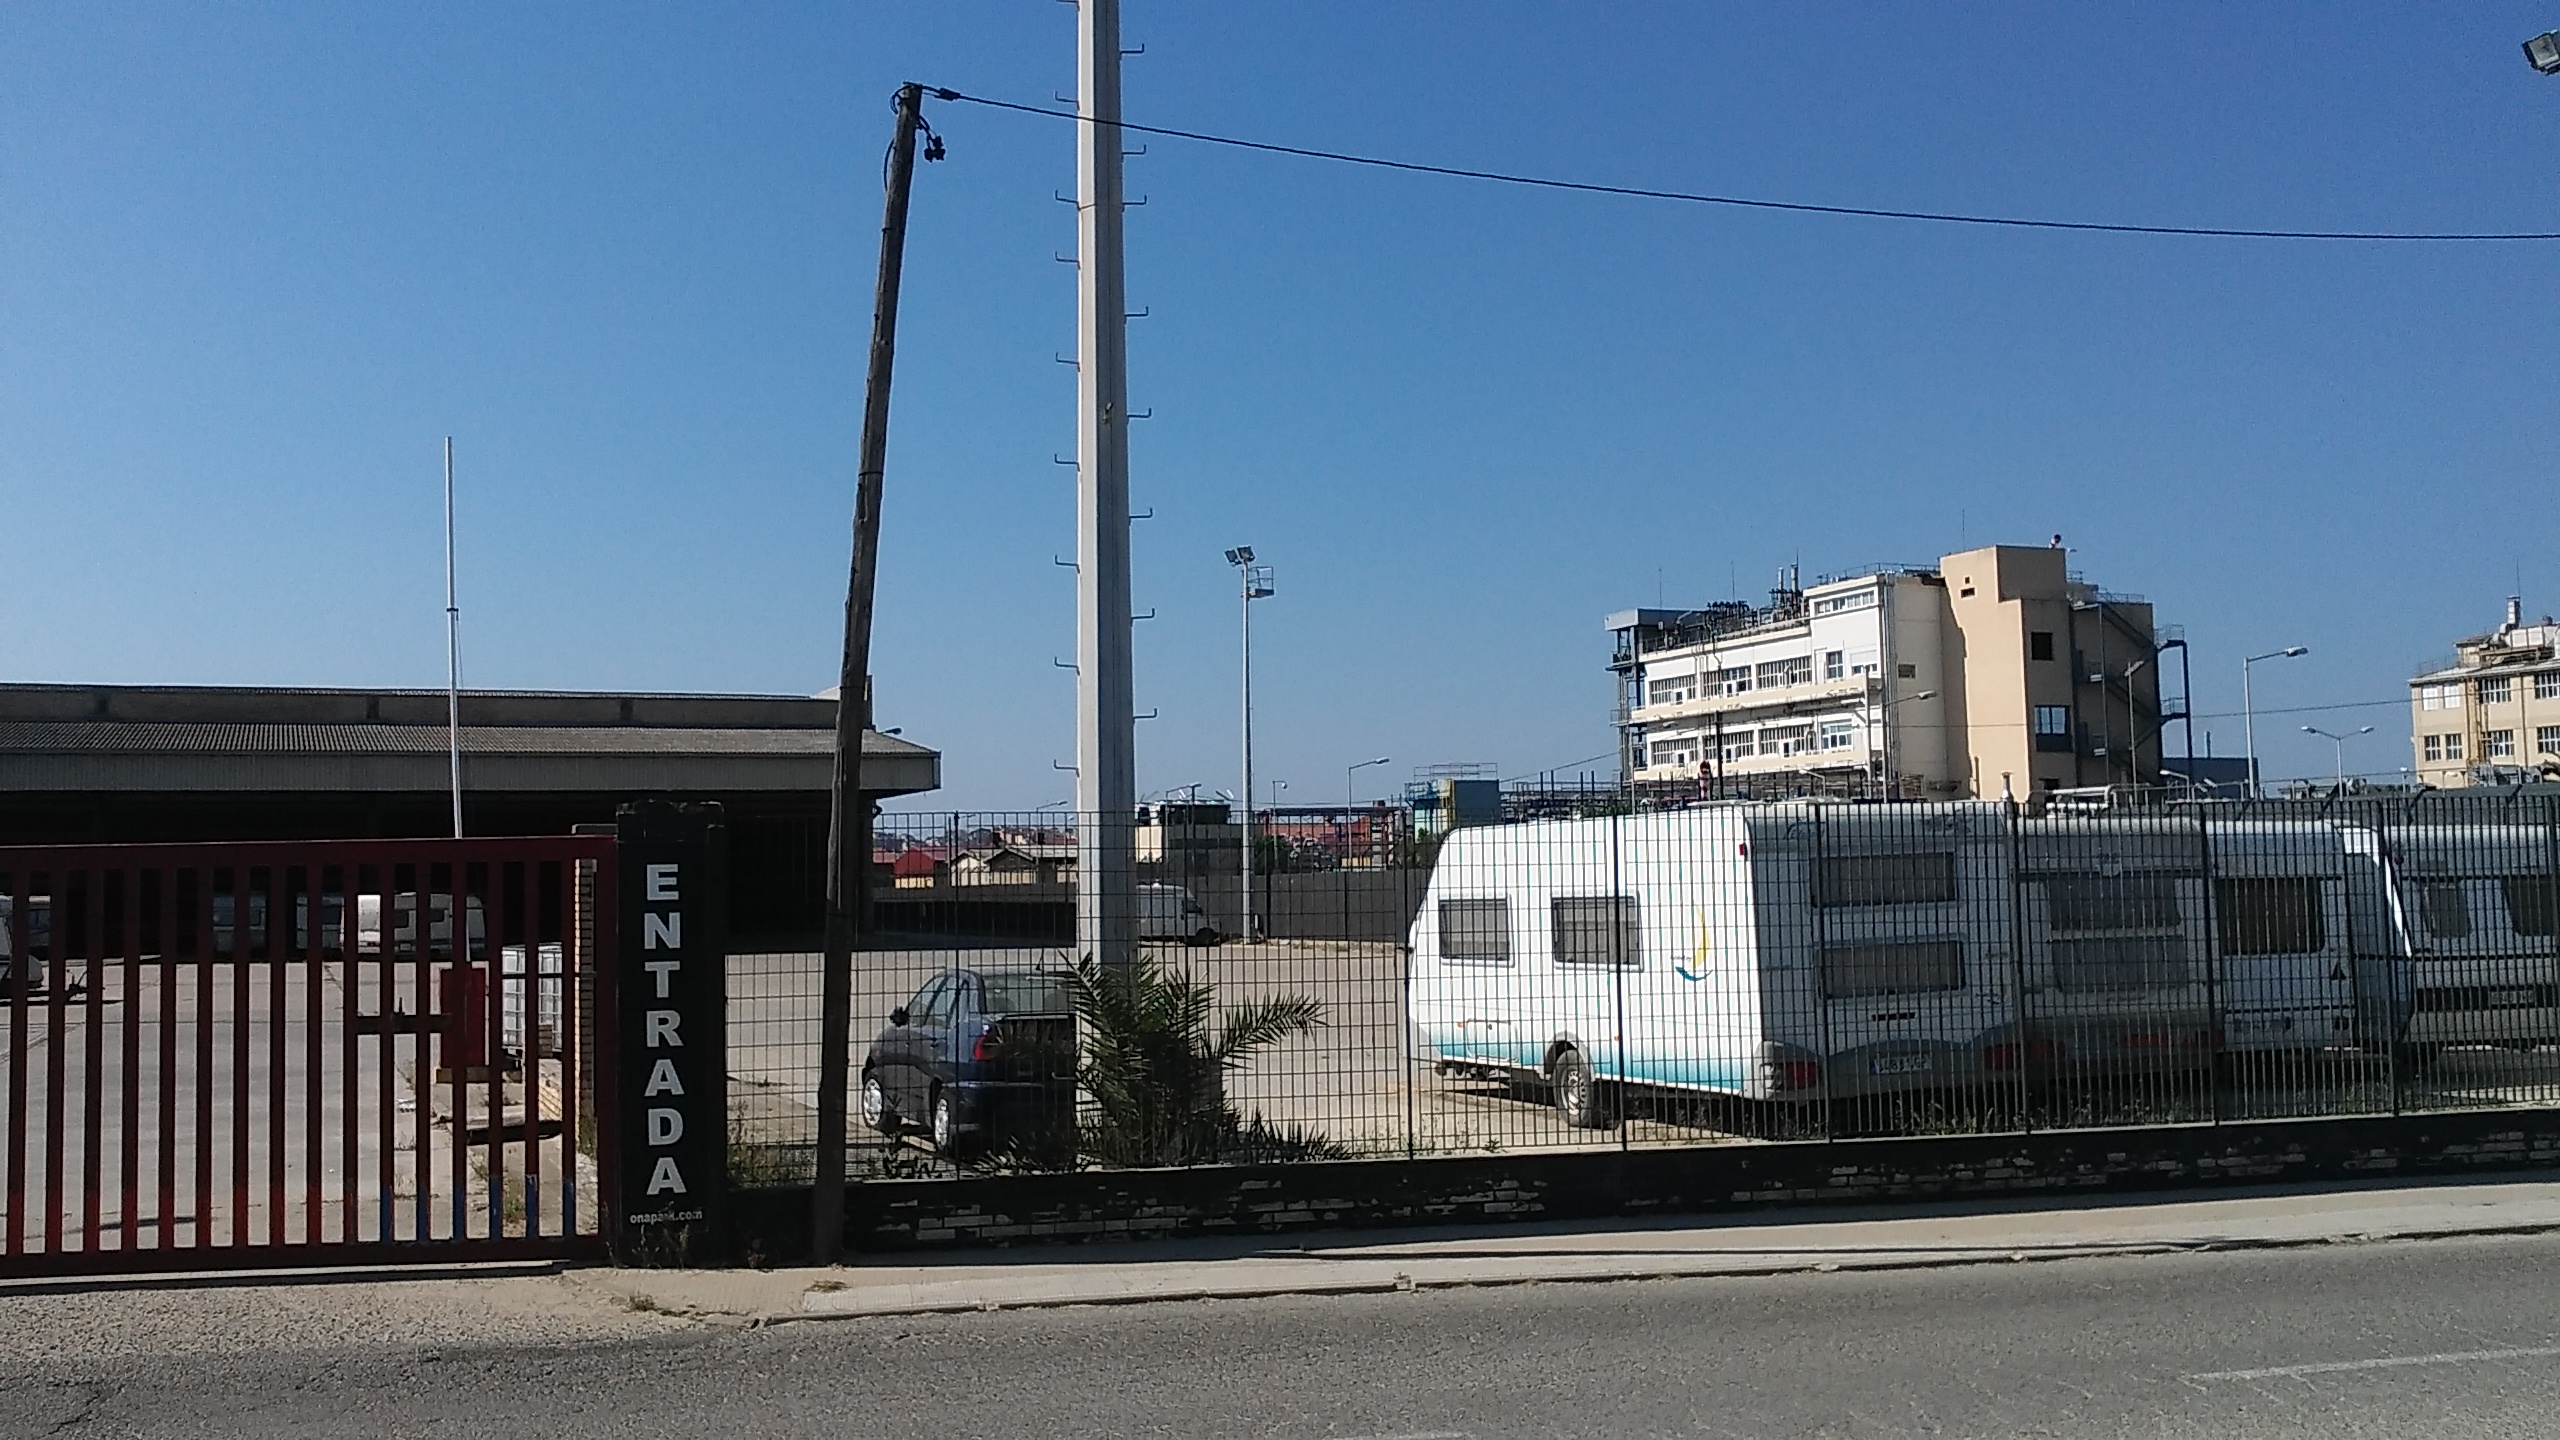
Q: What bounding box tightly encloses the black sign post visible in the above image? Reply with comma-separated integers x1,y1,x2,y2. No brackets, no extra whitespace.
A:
611,800,728,1266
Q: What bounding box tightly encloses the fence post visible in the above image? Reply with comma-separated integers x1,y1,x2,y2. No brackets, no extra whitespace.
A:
610,800,729,1267
2194,804,2224,1126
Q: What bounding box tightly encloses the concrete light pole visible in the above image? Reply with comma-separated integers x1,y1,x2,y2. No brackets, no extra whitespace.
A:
1228,547,1273,942
2302,724,2374,793
1347,757,1390,864
2242,647,2309,800
1076,0,1138,970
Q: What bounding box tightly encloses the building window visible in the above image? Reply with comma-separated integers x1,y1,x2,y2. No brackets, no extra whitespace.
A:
1722,731,1756,763
1810,587,1878,616
2480,677,2514,706
2486,729,2517,759
1897,663,1918,679
2030,631,2055,661
1817,718,1858,751
1552,896,1641,967
2446,733,2465,760
1717,666,1752,696
2214,877,2325,956
1755,656,1813,690
2420,683,2463,712
1824,650,1844,681
2033,706,2070,736
2538,725,2560,759
2538,672,2560,701
2424,734,2443,762
1763,723,1812,757
1646,673,1698,706
1437,899,1512,965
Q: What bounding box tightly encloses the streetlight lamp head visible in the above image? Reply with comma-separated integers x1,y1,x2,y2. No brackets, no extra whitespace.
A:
2528,30,2560,74
2302,725,2318,735
2356,726,2374,736
1912,690,1937,703
2283,646,2308,657
1225,546,1254,566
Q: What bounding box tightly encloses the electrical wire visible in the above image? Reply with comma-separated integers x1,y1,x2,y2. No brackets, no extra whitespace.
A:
927,87,2560,243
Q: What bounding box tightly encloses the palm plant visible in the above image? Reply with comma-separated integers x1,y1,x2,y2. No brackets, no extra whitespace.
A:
1062,949,1339,1168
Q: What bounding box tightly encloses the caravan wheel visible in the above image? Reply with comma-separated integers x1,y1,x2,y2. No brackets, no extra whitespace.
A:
1552,1049,1616,1130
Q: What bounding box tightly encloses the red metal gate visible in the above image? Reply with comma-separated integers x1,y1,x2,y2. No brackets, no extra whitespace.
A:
0,836,617,1277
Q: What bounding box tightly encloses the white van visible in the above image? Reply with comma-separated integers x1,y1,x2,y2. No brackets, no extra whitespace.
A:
1137,883,1219,946
1407,803,2017,1124
353,892,488,959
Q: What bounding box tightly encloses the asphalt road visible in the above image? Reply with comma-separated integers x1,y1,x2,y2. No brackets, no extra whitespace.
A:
16,1231,2560,1437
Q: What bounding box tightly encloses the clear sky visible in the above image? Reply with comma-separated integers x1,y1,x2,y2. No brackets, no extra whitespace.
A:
6,5,2558,809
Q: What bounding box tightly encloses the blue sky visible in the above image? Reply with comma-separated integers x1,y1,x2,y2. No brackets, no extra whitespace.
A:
5,5,2558,809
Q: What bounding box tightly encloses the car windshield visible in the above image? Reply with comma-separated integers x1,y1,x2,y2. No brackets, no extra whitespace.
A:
980,974,1070,1015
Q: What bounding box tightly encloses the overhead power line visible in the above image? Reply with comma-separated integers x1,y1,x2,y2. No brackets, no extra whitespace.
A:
928,88,2560,243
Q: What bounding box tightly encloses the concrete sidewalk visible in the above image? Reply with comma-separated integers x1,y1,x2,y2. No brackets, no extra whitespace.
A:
567,1174,2560,1323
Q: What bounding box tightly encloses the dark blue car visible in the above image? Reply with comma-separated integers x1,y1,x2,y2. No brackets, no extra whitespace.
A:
862,968,1077,1157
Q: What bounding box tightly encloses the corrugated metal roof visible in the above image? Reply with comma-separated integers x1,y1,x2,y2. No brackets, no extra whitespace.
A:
0,721,927,760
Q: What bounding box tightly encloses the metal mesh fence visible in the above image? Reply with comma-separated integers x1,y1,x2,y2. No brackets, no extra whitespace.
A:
727,793,2560,1185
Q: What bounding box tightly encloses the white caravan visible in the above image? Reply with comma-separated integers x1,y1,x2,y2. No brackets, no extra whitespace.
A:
1407,803,2017,1121
2006,817,2365,1066
2353,821,2557,1055
1137,883,1219,946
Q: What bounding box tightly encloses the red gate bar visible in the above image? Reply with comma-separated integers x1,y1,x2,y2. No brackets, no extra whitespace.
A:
0,836,616,1279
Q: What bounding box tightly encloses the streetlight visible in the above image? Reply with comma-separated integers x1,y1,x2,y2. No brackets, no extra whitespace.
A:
2528,30,2560,74
1859,691,1934,799
1347,757,1390,867
1227,546,1275,940
2242,647,2308,801
2302,724,2374,793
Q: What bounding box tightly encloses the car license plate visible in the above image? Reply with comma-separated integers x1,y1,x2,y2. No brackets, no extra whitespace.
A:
1869,1054,1931,1076
2490,988,2539,1008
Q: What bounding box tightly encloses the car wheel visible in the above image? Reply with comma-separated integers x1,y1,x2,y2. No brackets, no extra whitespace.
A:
1552,1048,1616,1130
860,1072,898,1135
930,1089,959,1155
1192,927,1221,948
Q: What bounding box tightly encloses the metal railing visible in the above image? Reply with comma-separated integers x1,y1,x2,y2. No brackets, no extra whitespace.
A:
725,793,2560,1186
0,836,615,1276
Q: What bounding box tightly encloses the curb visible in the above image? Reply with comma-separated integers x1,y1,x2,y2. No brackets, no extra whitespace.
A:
774,1217,2560,1323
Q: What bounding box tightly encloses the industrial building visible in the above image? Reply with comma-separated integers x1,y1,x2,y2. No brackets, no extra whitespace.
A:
0,681,938,946
1609,544,2174,800
2408,598,2560,787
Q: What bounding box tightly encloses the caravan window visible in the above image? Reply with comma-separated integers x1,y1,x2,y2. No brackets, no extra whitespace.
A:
2045,873,2180,932
2418,881,2473,939
1438,899,1513,964
2502,875,2557,938
1816,852,1959,907
1820,939,1963,998
2214,877,2325,955
2053,937,2191,992
1552,896,1640,967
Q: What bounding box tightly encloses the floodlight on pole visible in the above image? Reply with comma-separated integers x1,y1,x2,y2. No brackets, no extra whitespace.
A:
2242,646,2309,800
1230,545,1275,941
2527,30,2560,74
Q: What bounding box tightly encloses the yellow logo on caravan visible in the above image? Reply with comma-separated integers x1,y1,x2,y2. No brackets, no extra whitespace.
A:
1676,914,1712,982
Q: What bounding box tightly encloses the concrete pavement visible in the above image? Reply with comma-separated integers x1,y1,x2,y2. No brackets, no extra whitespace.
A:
558,1173,2560,1322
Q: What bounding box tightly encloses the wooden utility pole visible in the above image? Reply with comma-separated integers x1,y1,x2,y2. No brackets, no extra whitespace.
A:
815,81,932,1266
